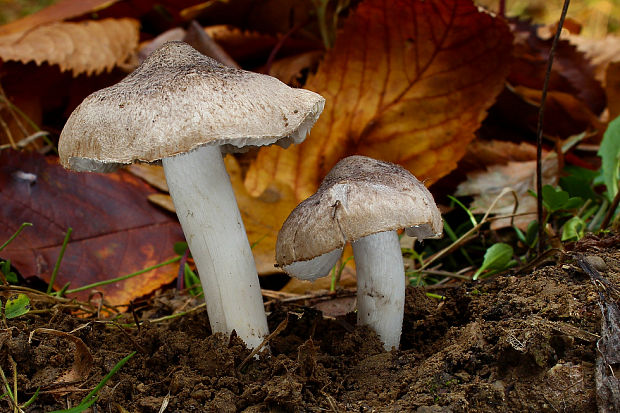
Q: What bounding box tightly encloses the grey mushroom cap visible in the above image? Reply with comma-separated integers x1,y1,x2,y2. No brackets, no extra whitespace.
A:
59,41,325,172
276,155,443,267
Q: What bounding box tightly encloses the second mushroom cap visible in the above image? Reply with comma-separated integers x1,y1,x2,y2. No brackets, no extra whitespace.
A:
276,155,443,276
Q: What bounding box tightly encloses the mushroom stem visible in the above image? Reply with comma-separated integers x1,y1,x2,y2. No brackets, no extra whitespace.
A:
352,230,405,350
162,145,269,349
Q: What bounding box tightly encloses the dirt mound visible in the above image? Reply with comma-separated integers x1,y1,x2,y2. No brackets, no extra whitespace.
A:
1,234,618,412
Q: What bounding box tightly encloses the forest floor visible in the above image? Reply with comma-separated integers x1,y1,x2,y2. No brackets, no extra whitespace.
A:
2,233,619,412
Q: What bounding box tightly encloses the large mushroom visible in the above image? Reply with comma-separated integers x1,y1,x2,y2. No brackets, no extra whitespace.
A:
59,41,325,349
276,156,442,350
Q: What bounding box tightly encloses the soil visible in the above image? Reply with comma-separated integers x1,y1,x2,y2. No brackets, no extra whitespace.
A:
1,233,619,412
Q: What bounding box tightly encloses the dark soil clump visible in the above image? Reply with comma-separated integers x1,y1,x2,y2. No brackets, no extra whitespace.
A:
1,234,618,412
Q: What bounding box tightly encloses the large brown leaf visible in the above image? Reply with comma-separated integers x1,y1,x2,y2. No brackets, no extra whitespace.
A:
0,0,118,36
245,0,513,201
0,150,184,305
0,18,139,76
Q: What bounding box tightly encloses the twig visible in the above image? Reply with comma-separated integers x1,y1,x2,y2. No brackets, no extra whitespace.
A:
0,131,50,151
265,19,308,74
413,268,471,280
420,188,519,271
536,0,571,254
261,289,303,300
238,316,289,371
600,190,620,230
183,21,240,68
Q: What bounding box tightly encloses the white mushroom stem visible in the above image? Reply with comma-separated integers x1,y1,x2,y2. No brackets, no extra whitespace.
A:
162,145,269,349
352,230,405,350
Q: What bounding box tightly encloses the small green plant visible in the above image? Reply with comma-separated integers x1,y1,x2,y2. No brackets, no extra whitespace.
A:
0,261,18,284
330,255,354,292
2,294,30,320
183,263,202,296
598,115,620,201
174,242,202,296
472,243,516,280
0,223,32,285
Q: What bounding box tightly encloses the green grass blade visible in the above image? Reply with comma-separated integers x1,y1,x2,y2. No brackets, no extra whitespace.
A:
0,223,32,252
58,257,181,295
47,227,73,294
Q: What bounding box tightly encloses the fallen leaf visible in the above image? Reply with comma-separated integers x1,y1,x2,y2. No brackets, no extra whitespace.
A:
267,51,324,86
245,0,513,201
461,140,542,171
513,85,605,138
456,156,559,229
181,0,313,36
128,164,169,192
568,34,620,84
0,150,184,305
510,20,606,115
0,18,140,76
205,25,322,65
30,328,93,386
0,0,118,36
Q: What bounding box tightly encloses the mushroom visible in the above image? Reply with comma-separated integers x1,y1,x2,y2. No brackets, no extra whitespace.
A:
276,156,442,349
59,41,325,349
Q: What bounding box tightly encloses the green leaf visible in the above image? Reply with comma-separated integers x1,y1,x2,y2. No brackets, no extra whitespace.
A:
173,242,189,256
0,260,18,284
542,185,569,213
598,115,620,201
560,167,598,201
4,294,30,319
562,216,586,241
525,220,538,248
473,243,514,280
184,264,202,296
563,196,583,210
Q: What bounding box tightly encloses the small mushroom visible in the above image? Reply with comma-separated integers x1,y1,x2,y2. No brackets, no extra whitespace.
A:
59,41,325,349
276,156,442,349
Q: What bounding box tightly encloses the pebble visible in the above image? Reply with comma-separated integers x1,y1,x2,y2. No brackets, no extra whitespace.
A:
584,255,607,272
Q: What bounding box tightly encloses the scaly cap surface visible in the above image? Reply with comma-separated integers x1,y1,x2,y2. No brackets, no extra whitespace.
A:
59,41,325,172
276,155,443,267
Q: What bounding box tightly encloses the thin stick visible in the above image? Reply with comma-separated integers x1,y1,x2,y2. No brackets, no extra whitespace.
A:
238,316,288,371
419,188,518,271
0,131,50,151
183,21,240,68
47,227,72,294
600,189,620,230
536,0,571,254
265,19,307,74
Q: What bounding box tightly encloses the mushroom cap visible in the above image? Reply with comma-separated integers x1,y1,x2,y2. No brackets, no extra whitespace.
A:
276,155,443,267
59,41,325,172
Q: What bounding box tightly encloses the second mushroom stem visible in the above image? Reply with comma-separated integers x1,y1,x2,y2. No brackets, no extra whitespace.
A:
162,145,269,349
352,230,405,350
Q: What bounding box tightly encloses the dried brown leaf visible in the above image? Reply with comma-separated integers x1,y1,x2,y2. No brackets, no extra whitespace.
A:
246,0,513,201
0,150,184,305
0,18,139,76
456,156,559,229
